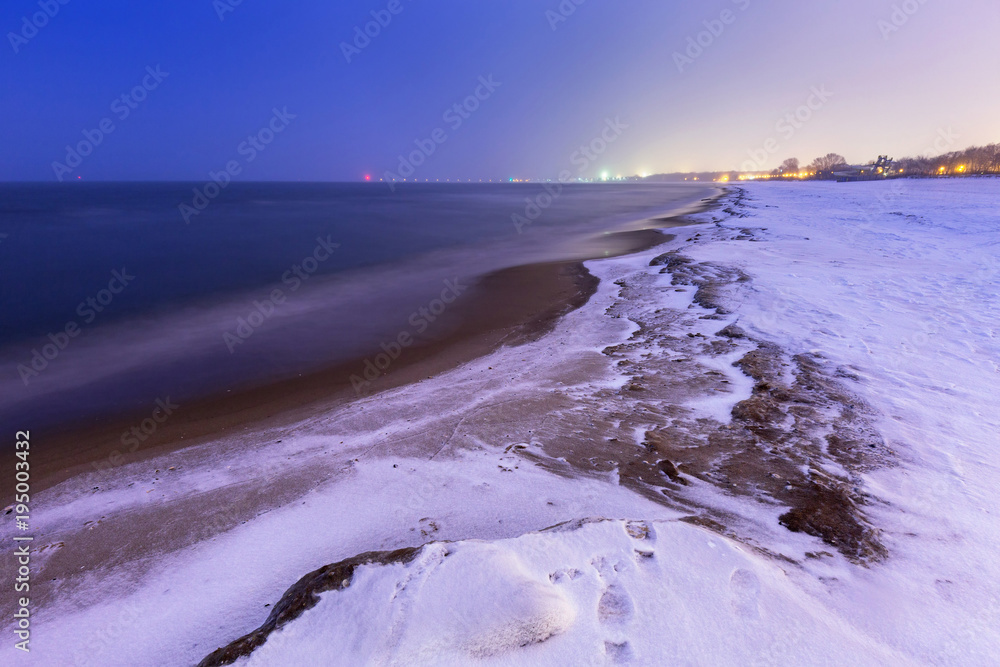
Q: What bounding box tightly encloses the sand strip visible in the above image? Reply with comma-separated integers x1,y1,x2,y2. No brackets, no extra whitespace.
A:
18,225,708,497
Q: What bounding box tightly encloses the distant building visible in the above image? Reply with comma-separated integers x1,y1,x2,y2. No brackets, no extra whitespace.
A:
833,155,896,182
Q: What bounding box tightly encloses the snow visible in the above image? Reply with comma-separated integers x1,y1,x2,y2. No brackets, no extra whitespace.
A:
4,179,999,665
240,520,910,666
682,179,1000,664
8,450,682,667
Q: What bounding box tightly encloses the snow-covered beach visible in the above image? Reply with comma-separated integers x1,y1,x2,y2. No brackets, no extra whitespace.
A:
5,179,999,665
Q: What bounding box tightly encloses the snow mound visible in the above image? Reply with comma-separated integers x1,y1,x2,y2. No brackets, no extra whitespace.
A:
232,519,907,666
408,546,576,660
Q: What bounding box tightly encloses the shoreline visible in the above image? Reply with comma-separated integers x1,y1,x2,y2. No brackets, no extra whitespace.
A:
9,180,1000,666
23,196,723,497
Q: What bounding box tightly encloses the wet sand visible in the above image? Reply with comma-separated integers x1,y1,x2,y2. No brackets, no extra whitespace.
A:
1,189,896,635
20,227,692,497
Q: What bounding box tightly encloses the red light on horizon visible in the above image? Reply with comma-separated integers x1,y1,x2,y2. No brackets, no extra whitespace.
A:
364,174,371,181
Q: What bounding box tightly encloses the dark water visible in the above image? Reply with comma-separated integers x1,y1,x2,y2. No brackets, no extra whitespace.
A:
0,182,712,430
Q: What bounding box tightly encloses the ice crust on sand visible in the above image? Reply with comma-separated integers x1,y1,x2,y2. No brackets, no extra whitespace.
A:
5,180,1000,666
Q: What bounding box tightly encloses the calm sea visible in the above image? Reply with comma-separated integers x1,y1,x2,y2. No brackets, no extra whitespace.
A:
0,182,713,430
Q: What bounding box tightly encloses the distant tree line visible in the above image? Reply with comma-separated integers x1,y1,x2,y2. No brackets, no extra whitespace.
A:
642,144,999,183
773,145,1000,178
774,154,847,176
895,143,1000,175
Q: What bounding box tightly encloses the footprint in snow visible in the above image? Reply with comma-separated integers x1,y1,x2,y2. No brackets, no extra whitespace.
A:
729,568,761,620
591,548,638,662
625,521,656,562
597,585,634,625
591,556,626,579
624,520,655,542
604,640,634,664
549,568,582,584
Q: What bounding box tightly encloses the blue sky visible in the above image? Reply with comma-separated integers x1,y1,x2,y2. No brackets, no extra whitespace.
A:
2,0,998,180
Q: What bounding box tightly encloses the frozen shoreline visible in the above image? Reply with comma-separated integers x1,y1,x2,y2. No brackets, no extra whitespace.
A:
5,180,1000,665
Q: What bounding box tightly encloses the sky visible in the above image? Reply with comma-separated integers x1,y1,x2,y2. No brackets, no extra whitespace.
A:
2,0,998,181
